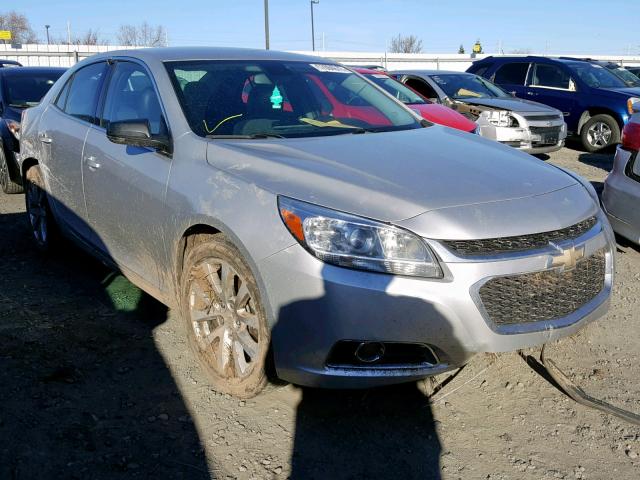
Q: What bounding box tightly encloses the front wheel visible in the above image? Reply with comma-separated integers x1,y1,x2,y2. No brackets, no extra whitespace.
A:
180,235,270,398
581,114,620,152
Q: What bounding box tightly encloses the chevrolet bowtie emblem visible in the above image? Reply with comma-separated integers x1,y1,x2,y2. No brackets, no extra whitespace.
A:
548,241,585,272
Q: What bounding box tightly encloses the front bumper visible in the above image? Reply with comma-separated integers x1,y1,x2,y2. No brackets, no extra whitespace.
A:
259,217,614,388
478,113,567,154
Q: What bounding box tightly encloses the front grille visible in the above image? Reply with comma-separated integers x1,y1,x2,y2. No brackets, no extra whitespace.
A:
530,126,562,134
524,114,562,122
443,216,597,257
478,250,606,326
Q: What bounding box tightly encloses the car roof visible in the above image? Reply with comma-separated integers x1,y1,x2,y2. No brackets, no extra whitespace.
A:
393,69,474,76
353,67,388,75
0,66,66,77
88,46,328,64
0,59,21,67
478,55,593,65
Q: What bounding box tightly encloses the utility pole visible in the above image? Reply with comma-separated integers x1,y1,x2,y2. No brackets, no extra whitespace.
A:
264,0,270,50
310,0,319,51
45,25,50,45
67,21,71,45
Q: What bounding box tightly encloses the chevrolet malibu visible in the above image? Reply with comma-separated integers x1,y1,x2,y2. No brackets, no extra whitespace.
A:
18,48,615,398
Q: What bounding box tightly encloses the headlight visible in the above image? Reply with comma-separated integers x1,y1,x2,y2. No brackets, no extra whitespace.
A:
278,196,442,278
485,110,518,128
627,97,640,115
5,119,20,140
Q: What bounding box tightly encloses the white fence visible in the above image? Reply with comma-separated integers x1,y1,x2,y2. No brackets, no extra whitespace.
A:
2,44,640,71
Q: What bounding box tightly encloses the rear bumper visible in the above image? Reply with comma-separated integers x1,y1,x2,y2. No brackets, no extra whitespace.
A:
258,217,614,388
602,147,640,245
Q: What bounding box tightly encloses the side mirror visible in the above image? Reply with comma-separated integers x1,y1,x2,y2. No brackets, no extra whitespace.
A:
106,120,172,154
510,91,517,97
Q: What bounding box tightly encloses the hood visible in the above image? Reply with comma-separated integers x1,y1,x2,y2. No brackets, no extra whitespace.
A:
409,103,477,133
2,105,23,122
206,126,577,222
599,86,640,98
457,97,557,113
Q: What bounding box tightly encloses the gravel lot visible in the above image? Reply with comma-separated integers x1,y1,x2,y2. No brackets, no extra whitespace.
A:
0,145,638,479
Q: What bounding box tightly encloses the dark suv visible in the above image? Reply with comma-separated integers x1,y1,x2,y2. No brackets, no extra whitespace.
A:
468,56,640,151
0,66,65,193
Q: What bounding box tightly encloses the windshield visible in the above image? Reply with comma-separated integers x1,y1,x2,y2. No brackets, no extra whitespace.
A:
428,73,508,99
165,60,421,138
363,73,427,105
605,64,640,87
2,72,63,107
568,63,627,89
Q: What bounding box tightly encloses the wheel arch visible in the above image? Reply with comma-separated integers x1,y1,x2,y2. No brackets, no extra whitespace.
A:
172,219,277,327
21,156,40,180
577,108,624,135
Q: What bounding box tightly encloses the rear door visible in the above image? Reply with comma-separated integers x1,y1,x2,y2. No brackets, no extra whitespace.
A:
524,63,577,118
490,62,530,98
82,60,172,290
36,61,108,240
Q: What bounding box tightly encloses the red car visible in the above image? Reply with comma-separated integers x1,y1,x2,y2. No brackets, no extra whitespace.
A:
354,68,477,133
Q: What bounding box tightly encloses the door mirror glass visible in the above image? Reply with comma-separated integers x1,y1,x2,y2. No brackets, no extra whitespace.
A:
107,120,171,153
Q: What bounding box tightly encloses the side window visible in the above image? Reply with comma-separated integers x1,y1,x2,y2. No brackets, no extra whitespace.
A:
632,156,640,179
493,63,529,85
54,77,72,110
532,64,571,89
405,78,438,100
101,62,165,136
64,62,107,123
472,65,490,78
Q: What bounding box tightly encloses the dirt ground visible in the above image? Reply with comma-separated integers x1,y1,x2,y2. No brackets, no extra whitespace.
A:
0,145,638,480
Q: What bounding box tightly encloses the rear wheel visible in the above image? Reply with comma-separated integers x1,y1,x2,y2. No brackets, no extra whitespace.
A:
24,165,58,251
581,114,620,152
0,143,23,194
180,235,269,398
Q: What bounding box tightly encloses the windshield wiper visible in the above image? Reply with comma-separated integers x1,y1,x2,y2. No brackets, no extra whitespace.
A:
8,102,32,108
206,133,285,139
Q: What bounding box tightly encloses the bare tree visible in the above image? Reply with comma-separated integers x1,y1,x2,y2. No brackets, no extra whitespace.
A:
0,10,38,43
389,34,423,54
509,48,532,54
117,22,167,47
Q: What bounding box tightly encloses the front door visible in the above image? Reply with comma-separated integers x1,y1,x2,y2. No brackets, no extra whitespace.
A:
82,61,172,290
524,63,577,123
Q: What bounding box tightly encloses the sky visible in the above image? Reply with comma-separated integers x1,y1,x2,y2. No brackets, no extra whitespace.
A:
12,0,640,55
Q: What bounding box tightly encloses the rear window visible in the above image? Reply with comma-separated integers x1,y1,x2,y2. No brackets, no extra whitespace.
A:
2,71,64,107
493,63,529,85
165,60,421,138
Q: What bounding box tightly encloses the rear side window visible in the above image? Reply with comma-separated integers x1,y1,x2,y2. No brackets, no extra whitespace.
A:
471,65,490,78
64,62,108,123
405,78,439,100
55,77,72,110
531,64,571,89
493,63,529,85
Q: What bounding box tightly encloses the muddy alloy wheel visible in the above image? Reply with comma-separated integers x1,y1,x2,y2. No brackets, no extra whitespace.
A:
25,166,51,250
181,236,269,398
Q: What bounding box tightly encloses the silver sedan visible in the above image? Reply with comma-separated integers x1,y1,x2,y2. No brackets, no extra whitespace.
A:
18,47,614,397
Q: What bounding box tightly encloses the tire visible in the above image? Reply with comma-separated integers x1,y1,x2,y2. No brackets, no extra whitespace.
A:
180,234,269,398
580,114,620,152
24,164,59,251
0,143,23,194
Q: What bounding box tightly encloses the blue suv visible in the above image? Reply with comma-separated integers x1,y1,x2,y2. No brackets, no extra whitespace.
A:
468,56,640,152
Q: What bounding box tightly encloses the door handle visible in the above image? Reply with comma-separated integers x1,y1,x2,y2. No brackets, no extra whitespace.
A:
84,156,101,170
39,133,52,144
526,91,537,96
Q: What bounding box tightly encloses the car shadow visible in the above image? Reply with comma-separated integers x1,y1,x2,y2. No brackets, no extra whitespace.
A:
272,264,463,479
0,210,212,479
577,152,614,173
